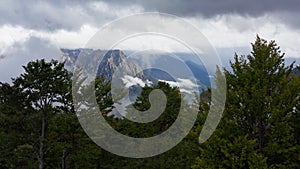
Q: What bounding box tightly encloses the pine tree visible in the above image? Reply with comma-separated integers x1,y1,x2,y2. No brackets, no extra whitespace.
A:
193,36,300,168
0,59,73,169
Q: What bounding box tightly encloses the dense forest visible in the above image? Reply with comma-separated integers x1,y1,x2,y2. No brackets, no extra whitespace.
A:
1,36,300,168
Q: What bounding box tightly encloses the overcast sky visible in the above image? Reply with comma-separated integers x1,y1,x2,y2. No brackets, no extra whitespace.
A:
1,0,300,82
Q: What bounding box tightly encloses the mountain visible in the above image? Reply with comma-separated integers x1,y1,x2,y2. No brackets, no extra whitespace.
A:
61,48,96,75
143,68,176,84
184,60,211,87
61,48,210,93
97,50,144,80
61,49,147,104
128,51,210,87
61,49,144,81
61,48,211,118
292,67,300,76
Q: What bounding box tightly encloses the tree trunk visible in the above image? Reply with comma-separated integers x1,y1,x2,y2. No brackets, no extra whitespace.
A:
62,151,66,169
38,113,46,169
62,150,70,169
258,111,264,152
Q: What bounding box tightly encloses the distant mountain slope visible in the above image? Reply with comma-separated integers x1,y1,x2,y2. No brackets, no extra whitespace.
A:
184,60,210,87
143,68,176,83
292,67,300,76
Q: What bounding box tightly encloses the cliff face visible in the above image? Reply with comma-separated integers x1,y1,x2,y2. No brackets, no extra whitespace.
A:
61,48,144,80
97,50,144,80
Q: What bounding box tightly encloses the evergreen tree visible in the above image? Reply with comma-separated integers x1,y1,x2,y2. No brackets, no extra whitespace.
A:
193,36,300,168
0,59,76,168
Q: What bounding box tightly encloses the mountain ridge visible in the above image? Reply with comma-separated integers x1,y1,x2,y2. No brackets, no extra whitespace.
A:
61,48,211,91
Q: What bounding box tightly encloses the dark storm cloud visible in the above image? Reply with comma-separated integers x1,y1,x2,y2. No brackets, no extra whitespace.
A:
109,0,300,17
0,0,299,31
106,0,300,30
0,0,119,31
111,0,300,29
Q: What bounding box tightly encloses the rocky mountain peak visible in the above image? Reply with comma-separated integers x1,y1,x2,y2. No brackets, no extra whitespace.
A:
60,48,144,80
103,50,126,66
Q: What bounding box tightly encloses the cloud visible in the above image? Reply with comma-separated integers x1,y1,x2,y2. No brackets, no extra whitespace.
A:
121,75,152,88
160,78,198,94
0,0,144,31
86,13,300,58
0,1,299,53
108,0,300,17
185,14,300,57
0,24,98,53
0,36,60,83
0,0,90,31
1,11,299,59
1,0,299,32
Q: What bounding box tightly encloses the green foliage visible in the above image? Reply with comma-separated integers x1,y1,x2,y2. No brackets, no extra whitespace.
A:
106,81,181,137
193,36,300,168
0,59,103,169
99,81,201,168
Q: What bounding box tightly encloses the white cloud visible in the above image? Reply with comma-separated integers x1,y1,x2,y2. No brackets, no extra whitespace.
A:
160,78,198,94
114,34,197,53
0,25,33,55
89,1,143,18
121,75,149,88
0,36,60,83
1,12,299,57
37,24,98,48
0,24,98,53
186,13,300,57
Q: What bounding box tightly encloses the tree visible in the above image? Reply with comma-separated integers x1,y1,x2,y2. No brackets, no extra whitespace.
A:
0,82,35,168
96,81,202,168
105,81,181,138
193,36,300,168
0,59,110,168
0,59,72,169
